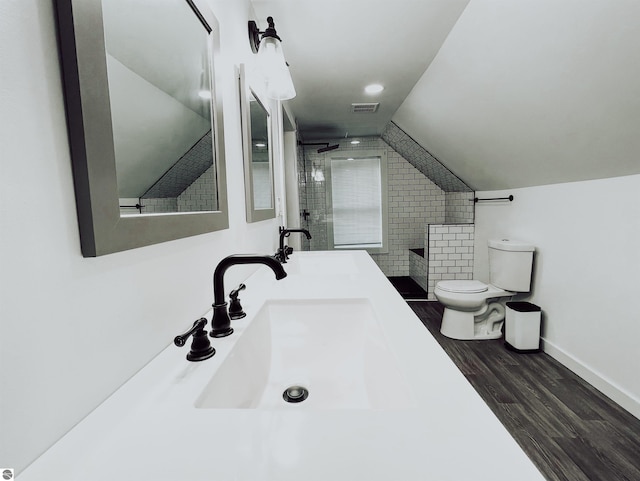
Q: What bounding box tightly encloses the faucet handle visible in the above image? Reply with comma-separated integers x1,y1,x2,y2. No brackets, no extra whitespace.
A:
229,284,247,320
174,318,216,362
229,283,246,299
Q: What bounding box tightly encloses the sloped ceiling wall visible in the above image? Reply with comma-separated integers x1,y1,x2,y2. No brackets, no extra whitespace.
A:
381,122,472,192
142,131,213,199
392,0,640,191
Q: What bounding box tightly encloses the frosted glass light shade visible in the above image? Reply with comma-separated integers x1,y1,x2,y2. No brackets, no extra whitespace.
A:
257,36,296,100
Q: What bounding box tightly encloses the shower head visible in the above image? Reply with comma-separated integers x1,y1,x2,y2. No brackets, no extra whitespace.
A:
299,142,340,153
317,144,339,153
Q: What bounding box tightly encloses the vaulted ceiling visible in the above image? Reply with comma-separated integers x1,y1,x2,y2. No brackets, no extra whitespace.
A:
251,0,640,190
251,0,470,139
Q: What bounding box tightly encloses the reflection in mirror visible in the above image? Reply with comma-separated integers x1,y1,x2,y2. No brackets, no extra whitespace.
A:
249,93,273,210
101,0,217,214
239,64,276,222
55,0,228,256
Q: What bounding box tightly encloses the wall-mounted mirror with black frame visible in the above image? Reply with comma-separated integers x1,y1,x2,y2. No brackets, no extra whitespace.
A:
238,64,276,223
54,0,228,256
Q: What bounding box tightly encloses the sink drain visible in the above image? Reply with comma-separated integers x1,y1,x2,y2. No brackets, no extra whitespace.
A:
282,385,309,403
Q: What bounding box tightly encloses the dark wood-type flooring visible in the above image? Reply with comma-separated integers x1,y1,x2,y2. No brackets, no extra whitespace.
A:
409,301,640,481
387,276,428,300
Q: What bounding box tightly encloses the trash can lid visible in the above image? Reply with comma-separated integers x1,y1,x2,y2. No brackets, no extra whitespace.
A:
506,301,541,312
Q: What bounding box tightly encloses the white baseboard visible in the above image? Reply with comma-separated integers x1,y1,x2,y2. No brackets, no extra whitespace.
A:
541,338,640,420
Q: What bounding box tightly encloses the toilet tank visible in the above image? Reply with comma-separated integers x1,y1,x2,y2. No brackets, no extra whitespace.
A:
488,239,535,292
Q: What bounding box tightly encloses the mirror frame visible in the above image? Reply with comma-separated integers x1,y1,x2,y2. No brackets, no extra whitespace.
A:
238,64,276,223
54,0,228,257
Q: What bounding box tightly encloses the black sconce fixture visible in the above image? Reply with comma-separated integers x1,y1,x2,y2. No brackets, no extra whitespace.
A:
248,16,296,100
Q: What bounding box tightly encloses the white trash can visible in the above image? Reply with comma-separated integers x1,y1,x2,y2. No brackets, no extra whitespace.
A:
505,301,541,353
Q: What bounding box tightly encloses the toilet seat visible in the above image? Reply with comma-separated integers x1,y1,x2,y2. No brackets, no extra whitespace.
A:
437,280,488,294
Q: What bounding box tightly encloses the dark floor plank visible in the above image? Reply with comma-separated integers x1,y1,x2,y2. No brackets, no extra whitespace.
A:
387,276,428,299
408,301,640,481
510,427,592,481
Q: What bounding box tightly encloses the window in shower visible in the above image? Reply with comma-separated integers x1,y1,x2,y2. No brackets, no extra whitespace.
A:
325,151,388,254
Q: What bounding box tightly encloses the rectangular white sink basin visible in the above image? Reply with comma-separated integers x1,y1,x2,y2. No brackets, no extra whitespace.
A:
196,298,415,410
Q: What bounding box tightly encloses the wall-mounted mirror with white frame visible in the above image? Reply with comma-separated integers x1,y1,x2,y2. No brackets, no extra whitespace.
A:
55,0,228,256
239,64,276,223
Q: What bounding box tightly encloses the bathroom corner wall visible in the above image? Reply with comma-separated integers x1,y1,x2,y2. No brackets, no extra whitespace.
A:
301,137,445,276
474,176,640,419
427,224,475,299
299,137,476,277
445,192,475,223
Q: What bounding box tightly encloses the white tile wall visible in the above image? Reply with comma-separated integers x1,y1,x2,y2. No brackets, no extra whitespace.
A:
141,197,178,213
301,137,446,276
409,249,427,291
382,121,472,193
445,192,475,223
427,223,475,299
177,165,216,212
125,166,216,215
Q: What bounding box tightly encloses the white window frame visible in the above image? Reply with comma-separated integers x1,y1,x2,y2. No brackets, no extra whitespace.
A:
325,150,389,254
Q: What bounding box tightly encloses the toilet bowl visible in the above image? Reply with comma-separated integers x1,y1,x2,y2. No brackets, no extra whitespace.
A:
435,280,513,340
434,238,536,341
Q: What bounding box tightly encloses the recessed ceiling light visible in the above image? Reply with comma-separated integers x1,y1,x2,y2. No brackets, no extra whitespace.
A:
350,140,360,145
364,83,384,95
255,143,266,148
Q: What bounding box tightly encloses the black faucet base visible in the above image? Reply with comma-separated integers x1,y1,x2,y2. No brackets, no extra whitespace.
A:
210,327,233,338
210,302,234,338
186,344,216,362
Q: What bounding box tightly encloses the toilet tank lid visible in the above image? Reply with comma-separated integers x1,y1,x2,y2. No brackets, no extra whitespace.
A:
437,280,488,293
488,239,535,252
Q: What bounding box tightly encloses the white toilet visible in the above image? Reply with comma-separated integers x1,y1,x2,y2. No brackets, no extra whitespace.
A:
434,239,535,340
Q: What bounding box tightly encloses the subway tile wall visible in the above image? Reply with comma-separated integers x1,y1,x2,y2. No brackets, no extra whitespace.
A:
445,192,475,223
177,165,216,212
301,137,446,277
427,224,475,300
123,165,216,214
382,122,472,193
142,131,216,201
409,249,427,291
138,197,177,214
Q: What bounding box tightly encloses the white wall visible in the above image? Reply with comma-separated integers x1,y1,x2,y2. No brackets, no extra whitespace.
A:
0,0,285,473
473,175,640,418
393,0,640,191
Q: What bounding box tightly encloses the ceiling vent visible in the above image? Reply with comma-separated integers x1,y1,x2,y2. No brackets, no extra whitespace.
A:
351,102,379,113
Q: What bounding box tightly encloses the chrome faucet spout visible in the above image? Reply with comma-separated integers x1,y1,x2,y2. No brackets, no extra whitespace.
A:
210,255,287,338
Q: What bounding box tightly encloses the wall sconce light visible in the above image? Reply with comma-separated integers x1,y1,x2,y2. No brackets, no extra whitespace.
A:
248,16,296,100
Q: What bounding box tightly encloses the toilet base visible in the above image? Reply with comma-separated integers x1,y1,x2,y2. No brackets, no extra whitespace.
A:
440,305,505,341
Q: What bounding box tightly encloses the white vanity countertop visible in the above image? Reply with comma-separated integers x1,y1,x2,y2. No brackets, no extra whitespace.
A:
19,251,544,481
